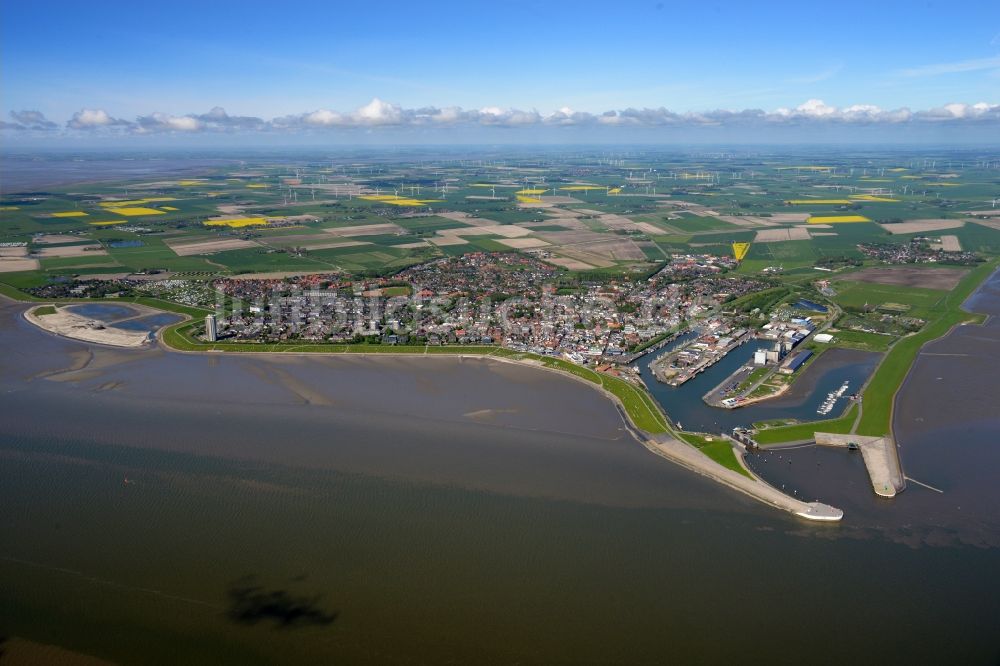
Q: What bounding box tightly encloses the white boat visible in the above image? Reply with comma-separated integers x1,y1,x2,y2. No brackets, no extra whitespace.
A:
816,381,850,415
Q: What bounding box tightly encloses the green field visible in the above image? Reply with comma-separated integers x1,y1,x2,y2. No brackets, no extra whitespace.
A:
753,404,859,445
827,329,894,352
832,281,948,317
4,153,999,283
664,214,738,233
678,433,752,477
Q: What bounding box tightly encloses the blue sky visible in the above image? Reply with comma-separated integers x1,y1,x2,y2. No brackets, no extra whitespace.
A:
2,0,999,144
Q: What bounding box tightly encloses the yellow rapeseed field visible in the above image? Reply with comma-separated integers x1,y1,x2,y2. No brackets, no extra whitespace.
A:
516,188,547,195
51,211,89,217
383,199,426,206
204,217,270,228
850,195,900,202
808,215,871,224
559,185,603,191
516,195,543,203
732,242,751,262
246,184,268,189
161,206,179,211
89,220,127,226
110,207,166,216
100,197,176,208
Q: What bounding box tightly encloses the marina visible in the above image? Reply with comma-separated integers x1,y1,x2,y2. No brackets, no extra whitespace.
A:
817,381,851,416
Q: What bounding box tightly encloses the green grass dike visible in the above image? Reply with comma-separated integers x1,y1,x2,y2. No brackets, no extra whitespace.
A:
753,404,858,445
677,433,753,478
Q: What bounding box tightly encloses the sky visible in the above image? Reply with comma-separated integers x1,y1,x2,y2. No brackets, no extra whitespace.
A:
1,0,999,146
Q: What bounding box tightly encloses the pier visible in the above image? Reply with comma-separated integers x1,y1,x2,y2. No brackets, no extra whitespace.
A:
814,432,906,497
638,433,843,522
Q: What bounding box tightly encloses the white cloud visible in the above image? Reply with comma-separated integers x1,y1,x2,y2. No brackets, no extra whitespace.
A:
135,109,267,133
195,107,265,130
774,99,838,118
3,109,58,130
915,101,1000,121
67,108,130,129
354,97,402,125
11,98,997,136
150,113,202,131
302,109,345,126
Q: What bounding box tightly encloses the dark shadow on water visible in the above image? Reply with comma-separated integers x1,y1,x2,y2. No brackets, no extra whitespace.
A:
227,576,338,629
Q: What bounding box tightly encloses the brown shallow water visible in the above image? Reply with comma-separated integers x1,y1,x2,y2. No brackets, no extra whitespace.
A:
2,297,1000,664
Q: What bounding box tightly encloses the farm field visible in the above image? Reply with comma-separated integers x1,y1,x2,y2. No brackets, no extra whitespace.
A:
1,150,998,288
831,281,949,317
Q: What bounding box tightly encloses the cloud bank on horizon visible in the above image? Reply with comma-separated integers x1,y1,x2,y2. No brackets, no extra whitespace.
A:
3,98,999,137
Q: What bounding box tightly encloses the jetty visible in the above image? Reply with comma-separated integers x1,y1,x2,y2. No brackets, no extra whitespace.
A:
814,432,906,497
638,433,843,522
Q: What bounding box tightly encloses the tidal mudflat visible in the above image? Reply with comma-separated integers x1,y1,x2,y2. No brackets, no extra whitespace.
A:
2,296,999,664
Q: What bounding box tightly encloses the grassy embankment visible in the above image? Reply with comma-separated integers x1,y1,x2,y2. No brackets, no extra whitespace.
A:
751,259,997,444
753,404,858,445
677,433,753,478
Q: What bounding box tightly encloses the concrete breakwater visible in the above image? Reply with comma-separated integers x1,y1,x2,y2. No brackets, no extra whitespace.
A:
625,427,843,522
814,432,906,498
